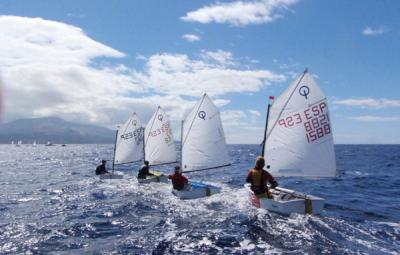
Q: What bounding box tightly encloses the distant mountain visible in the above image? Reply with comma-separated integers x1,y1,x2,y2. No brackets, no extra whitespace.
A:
0,117,115,144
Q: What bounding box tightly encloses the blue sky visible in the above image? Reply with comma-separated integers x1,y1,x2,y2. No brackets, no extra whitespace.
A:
0,0,399,144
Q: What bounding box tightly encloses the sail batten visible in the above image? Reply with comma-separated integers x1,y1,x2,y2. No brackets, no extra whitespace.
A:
263,72,336,178
181,94,230,171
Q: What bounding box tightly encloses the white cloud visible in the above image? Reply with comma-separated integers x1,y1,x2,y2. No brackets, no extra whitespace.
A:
362,26,389,36
182,34,201,42
221,109,262,125
136,54,147,61
200,49,234,66
135,51,285,97
248,110,261,117
333,98,400,108
220,109,265,143
0,16,147,125
221,110,247,126
0,15,285,144
351,115,400,122
181,0,299,26
0,16,204,126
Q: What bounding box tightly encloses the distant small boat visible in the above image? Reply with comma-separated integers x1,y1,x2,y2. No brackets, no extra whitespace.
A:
11,141,14,145
61,144,66,147
16,140,22,147
33,141,37,147
45,141,53,146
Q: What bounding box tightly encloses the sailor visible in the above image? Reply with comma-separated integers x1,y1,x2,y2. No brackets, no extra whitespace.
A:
168,165,189,191
95,159,109,175
246,156,278,198
137,160,154,179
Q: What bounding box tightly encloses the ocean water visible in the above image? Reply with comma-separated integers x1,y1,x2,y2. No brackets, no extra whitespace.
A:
0,144,399,254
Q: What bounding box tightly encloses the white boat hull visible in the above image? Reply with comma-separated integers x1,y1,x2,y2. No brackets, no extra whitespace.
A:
138,170,169,184
172,181,221,200
244,184,324,215
99,172,124,179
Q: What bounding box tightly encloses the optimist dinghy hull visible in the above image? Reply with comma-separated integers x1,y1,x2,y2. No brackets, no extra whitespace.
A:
99,172,124,179
172,181,221,200
138,170,168,184
244,184,324,215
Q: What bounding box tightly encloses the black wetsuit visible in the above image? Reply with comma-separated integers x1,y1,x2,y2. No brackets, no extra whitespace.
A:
138,165,153,179
96,164,108,175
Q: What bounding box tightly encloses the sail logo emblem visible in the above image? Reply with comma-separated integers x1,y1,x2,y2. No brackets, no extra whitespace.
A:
299,85,310,99
157,114,163,121
198,111,206,120
132,120,137,126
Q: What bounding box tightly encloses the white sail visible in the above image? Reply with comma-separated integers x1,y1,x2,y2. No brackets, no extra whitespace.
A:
181,94,230,171
263,71,336,177
144,106,177,165
114,112,143,165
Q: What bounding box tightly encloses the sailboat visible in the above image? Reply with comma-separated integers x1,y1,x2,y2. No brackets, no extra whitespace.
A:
16,140,22,147
11,141,14,145
33,141,37,147
174,93,231,199
100,112,143,180
245,69,336,215
138,106,177,184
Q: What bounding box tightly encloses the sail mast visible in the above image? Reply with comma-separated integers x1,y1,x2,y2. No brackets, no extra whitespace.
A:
142,127,146,163
261,96,274,156
180,119,184,167
112,129,118,173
